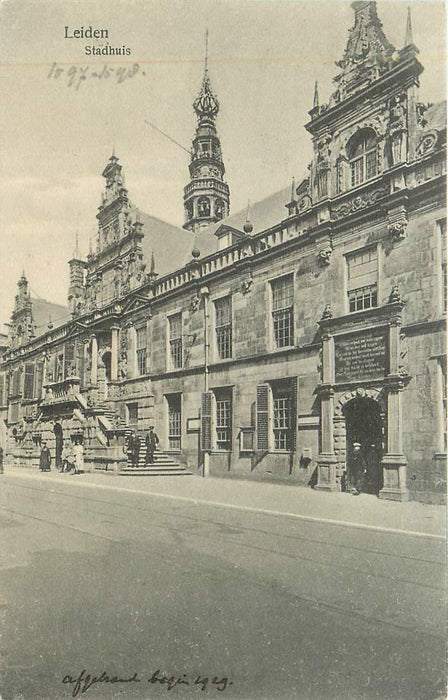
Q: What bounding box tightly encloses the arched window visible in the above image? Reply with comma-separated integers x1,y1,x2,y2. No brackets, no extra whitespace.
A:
197,197,210,218
347,129,378,187
215,198,224,220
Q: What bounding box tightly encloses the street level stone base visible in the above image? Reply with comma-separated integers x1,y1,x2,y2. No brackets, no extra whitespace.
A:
378,487,409,502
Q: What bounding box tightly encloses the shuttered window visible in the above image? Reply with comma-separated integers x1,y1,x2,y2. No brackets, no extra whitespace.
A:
214,387,232,450
256,379,297,452
272,378,297,451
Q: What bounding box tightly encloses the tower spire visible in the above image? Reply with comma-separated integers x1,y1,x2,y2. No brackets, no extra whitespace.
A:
183,31,230,234
205,27,209,74
404,6,413,46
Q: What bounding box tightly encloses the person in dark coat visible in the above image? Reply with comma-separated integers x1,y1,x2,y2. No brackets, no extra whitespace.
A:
132,430,141,468
351,442,366,495
145,426,159,464
39,443,52,472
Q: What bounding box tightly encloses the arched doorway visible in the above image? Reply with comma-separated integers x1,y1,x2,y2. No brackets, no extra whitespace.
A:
343,397,384,494
53,423,63,470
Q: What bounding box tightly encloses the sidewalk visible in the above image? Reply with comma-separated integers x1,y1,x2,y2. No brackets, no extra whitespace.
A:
3,465,446,539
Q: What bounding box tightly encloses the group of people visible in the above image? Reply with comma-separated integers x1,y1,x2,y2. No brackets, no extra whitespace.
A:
39,440,84,474
127,426,159,467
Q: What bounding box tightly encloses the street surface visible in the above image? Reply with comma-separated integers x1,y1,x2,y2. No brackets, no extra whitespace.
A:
0,473,445,700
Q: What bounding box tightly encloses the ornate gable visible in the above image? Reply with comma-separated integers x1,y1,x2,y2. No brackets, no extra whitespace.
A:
332,1,395,105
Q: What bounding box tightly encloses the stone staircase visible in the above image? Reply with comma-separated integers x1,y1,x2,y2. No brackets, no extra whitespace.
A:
120,431,192,476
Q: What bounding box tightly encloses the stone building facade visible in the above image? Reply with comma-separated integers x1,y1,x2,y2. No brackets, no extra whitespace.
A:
0,2,445,503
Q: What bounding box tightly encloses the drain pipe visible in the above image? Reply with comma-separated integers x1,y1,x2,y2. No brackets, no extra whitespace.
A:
201,285,210,477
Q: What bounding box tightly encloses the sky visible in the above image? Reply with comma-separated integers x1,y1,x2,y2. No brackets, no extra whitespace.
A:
0,0,445,329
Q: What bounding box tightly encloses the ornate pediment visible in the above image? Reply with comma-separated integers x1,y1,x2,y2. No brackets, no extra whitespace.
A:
122,293,151,315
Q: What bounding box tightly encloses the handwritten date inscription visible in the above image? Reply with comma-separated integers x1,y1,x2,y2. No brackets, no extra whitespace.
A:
63,668,233,696
47,63,143,90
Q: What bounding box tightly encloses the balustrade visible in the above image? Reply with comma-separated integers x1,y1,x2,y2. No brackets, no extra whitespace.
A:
42,377,81,405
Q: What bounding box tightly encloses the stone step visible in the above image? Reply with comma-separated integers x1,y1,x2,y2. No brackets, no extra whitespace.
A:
120,466,192,476
128,457,180,467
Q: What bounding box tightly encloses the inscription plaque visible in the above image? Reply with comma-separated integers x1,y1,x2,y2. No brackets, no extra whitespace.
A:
334,330,388,382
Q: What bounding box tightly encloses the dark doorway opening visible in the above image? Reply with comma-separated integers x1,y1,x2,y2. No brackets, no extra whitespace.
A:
102,351,112,382
343,397,383,495
53,423,63,469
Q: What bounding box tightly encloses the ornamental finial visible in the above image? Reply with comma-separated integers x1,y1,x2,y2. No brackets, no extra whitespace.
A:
313,81,319,110
243,200,253,234
404,6,413,47
193,30,219,121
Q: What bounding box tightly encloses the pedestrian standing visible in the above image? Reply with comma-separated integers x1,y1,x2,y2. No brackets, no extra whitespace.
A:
61,440,70,472
72,441,84,474
39,442,51,472
132,430,141,468
65,442,76,473
145,426,159,465
351,442,366,495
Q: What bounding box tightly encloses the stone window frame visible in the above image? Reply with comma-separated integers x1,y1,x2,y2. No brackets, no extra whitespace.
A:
23,362,35,400
126,402,139,428
268,272,295,350
346,128,379,188
256,378,298,453
345,243,381,314
213,293,233,361
135,324,147,376
165,392,182,451
211,386,233,452
167,311,183,370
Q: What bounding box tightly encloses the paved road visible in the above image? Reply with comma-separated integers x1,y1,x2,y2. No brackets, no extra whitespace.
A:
0,474,445,700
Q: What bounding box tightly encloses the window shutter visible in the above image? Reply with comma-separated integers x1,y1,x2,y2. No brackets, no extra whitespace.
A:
201,392,212,451
256,385,269,451
289,377,298,452
0,374,5,405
